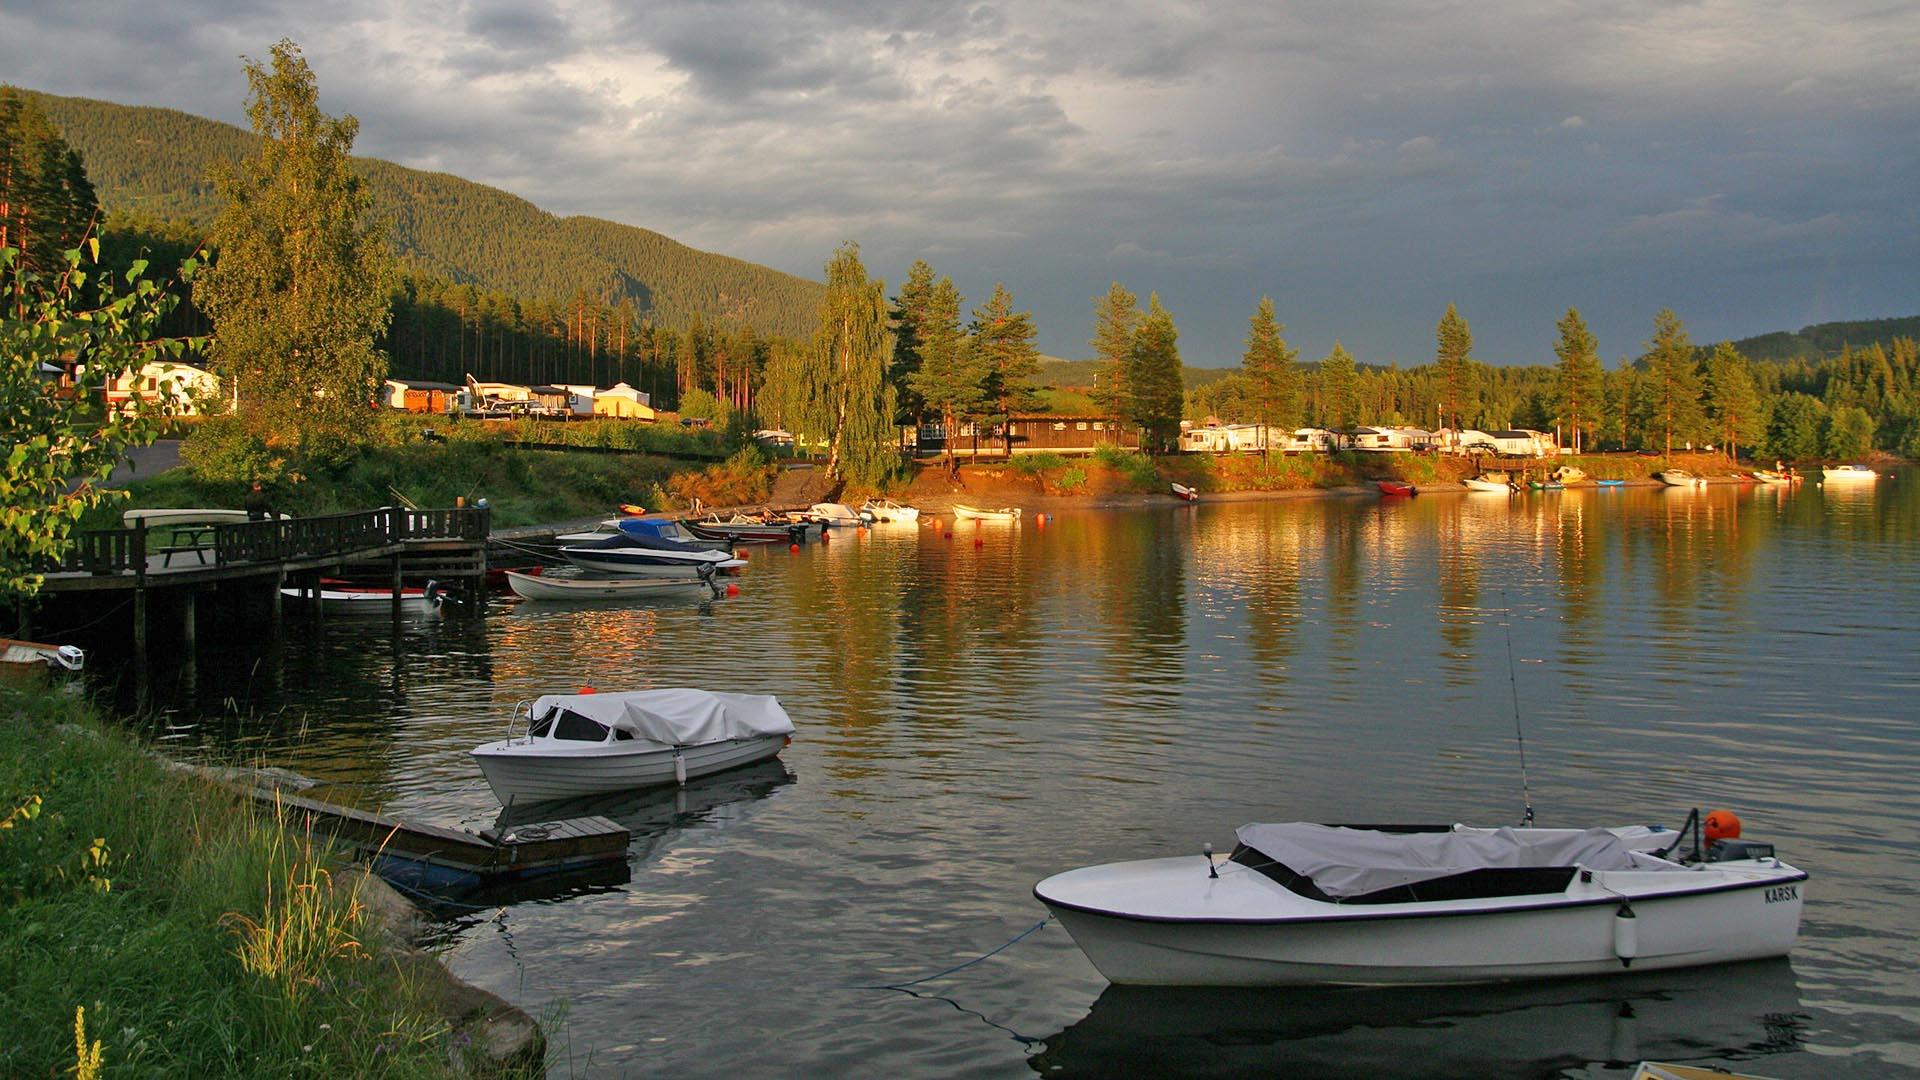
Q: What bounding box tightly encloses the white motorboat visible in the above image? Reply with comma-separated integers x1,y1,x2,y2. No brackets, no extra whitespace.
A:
1821,464,1877,482
1170,482,1200,502
1462,476,1512,493
809,502,871,527
504,569,720,601
0,638,85,685
559,532,746,577
1749,470,1791,485
1655,469,1705,488
952,503,1022,521
470,688,796,803
279,581,443,616
555,517,733,552
1034,818,1805,987
859,498,920,523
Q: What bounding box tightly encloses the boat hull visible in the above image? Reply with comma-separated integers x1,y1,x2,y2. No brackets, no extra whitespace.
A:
560,550,744,577
279,587,439,616
471,734,788,802
1821,467,1877,482
1462,479,1510,493
1036,853,1804,987
505,570,712,601
953,504,1021,520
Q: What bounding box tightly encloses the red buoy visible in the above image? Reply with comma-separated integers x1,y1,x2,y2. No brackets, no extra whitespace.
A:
973,538,984,547
578,685,597,694
725,583,740,596
789,543,800,554
1704,809,1742,843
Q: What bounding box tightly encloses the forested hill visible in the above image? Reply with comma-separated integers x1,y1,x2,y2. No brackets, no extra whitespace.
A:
22,89,823,339
1730,317,1920,364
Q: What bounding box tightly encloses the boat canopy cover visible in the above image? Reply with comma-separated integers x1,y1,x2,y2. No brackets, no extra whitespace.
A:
532,689,795,747
1234,824,1649,900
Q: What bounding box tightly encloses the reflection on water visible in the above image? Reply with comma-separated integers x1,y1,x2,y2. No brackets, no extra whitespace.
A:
1033,959,1808,1079
119,472,1919,1077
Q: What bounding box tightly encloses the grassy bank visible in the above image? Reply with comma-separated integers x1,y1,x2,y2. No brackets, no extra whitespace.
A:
0,684,465,1076
90,423,712,529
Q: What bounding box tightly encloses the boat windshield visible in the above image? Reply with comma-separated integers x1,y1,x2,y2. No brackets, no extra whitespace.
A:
534,707,613,742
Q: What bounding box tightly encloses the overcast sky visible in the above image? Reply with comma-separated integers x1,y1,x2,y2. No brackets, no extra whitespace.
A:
5,0,1917,366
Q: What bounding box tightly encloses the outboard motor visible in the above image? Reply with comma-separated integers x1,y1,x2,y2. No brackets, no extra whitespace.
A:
1701,809,1776,862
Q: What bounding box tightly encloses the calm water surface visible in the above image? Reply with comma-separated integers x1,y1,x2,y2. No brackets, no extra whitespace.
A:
138,474,1919,1078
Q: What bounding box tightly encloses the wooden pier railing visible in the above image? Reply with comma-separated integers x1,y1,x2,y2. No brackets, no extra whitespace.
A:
44,506,491,578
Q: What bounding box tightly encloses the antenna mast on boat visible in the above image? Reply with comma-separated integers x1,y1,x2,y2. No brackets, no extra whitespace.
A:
1501,591,1534,826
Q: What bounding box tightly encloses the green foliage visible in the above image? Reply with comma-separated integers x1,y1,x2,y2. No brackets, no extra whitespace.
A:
0,686,455,1076
1241,296,1300,430
24,88,823,340
810,243,898,486
677,386,729,424
0,88,99,278
1315,342,1361,429
1434,303,1473,430
666,446,776,509
1821,405,1875,459
1093,444,1159,488
1056,465,1089,491
889,259,936,422
1552,307,1604,452
904,271,981,468
1638,309,1707,454
1088,282,1140,416
971,282,1043,452
193,42,393,462
1765,392,1827,460
1012,452,1070,474
179,414,282,483
1,241,197,601
1702,342,1763,458
1126,294,1185,451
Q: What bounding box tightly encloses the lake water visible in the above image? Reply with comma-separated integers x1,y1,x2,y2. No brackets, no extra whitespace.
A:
137,473,1919,1078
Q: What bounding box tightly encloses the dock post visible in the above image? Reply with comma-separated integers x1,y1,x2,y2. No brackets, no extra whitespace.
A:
180,590,196,650
270,571,284,632
392,554,403,622
132,585,149,710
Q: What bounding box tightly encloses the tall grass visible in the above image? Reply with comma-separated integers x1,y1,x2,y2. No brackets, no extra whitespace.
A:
0,686,460,1076
1091,445,1160,489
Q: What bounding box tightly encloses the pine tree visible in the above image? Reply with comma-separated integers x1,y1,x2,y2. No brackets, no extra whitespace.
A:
1702,341,1762,460
810,242,897,486
905,275,979,473
889,258,937,424
1639,309,1706,456
194,40,394,458
0,88,100,277
1241,296,1299,445
1089,282,1139,417
1435,303,1473,431
1551,307,1604,453
1317,342,1360,431
1127,294,1184,452
970,282,1042,456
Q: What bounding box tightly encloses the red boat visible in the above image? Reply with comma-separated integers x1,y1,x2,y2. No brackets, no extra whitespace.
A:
1377,481,1417,497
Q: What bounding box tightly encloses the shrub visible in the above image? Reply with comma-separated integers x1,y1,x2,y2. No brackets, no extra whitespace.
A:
1092,445,1159,489
1057,466,1089,492
1012,452,1070,475
179,416,284,484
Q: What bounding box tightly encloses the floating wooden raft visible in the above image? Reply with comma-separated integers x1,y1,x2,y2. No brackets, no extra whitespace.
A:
250,788,630,892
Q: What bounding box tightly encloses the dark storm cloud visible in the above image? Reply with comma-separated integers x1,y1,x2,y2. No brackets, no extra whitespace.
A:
3,0,1916,362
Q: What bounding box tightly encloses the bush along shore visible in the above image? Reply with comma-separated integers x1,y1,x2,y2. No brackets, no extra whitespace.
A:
0,683,539,1077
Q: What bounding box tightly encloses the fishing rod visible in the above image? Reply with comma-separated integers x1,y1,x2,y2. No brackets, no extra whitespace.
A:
1501,589,1535,826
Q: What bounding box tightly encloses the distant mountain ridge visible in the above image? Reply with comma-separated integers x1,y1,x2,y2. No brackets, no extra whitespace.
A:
1726,316,1920,363
20,89,824,340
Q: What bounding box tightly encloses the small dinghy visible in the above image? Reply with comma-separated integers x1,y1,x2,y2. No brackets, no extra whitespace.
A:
1463,474,1512,493
1034,814,1804,986
0,638,85,685
279,581,444,616
471,688,796,803
1171,482,1200,502
1376,481,1416,497
504,569,721,602
1655,469,1704,488
952,503,1022,521
809,502,872,527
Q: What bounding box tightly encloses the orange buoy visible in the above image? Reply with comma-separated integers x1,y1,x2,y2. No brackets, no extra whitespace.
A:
578,685,597,694
1704,809,1742,843
725,583,740,597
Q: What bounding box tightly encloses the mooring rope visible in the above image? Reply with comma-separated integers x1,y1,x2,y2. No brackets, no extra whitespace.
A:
854,915,1054,991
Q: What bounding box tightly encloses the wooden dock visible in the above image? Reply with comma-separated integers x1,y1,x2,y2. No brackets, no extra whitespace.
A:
252,787,631,894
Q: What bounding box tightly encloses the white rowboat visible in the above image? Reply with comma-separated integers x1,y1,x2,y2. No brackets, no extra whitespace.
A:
504,570,718,601
952,503,1022,521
